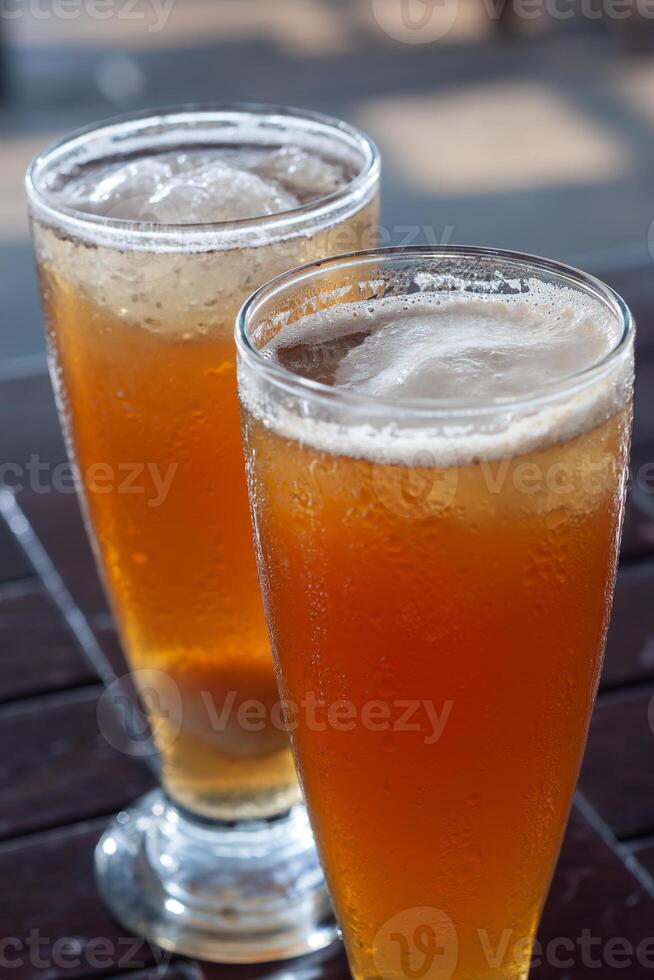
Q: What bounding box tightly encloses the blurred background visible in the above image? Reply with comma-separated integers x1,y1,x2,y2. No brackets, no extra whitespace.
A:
5,7,654,980
3,1,654,370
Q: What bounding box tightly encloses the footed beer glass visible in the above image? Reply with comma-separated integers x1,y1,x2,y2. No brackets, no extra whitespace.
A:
26,106,379,962
238,246,634,980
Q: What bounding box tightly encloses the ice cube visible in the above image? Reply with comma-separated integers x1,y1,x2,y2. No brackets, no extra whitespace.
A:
56,157,176,219
150,157,300,222
254,145,346,200
52,150,301,223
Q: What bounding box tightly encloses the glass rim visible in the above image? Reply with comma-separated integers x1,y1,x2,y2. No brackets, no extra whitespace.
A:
25,102,380,247
235,244,634,420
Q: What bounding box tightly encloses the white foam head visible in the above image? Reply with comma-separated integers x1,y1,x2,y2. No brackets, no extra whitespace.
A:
240,280,633,467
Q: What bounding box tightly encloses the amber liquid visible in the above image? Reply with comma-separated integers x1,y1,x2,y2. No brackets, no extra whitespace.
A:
244,405,630,977
33,197,378,819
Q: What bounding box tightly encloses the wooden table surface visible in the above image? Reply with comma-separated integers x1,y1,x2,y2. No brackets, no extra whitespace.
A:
3,259,654,980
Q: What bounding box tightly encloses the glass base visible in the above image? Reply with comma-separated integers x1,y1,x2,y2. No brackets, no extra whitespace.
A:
95,789,338,963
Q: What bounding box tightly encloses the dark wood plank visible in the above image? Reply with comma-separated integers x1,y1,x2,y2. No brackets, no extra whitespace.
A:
0,517,33,583
197,952,348,980
620,486,654,560
0,374,122,654
630,843,654,888
602,562,654,690
633,359,654,449
0,815,327,980
0,686,154,840
196,809,654,980
630,441,654,531
0,818,178,980
0,374,120,659
102,969,199,980
0,372,66,472
1,803,651,980
0,582,97,703
0,374,108,615
621,349,654,554
20,490,109,622
533,808,654,977
14,489,132,684
579,690,654,840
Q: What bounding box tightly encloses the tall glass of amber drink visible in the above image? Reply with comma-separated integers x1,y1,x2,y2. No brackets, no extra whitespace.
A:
237,246,633,980
26,106,379,962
